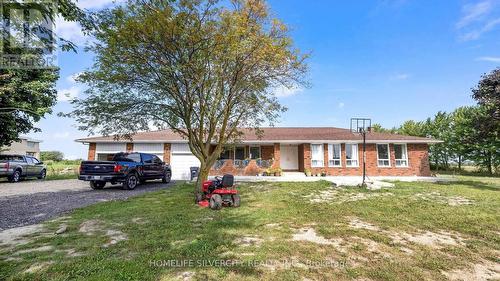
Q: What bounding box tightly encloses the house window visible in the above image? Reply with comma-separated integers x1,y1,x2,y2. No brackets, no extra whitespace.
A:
377,144,391,167
249,146,261,159
27,141,35,148
311,144,324,167
394,144,408,167
328,144,341,167
345,144,359,167
234,147,245,160
219,148,232,160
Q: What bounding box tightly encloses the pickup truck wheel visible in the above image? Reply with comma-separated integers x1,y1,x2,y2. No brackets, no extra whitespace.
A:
123,173,138,190
37,169,46,180
162,171,171,183
9,170,21,183
90,180,105,189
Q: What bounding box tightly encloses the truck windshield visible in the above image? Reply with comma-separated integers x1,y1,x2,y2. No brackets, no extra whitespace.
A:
112,153,141,162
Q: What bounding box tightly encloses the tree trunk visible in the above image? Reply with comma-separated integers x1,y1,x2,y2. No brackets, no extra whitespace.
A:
195,162,210,195
458,155,462,170
487,152,493,175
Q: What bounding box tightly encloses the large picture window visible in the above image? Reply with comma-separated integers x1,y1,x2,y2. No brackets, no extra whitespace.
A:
311,144,324,167
377,144,390,167
328,144,341,167
234,147,245,160
345,144,358,167
249,146,261,159
394,144,408,167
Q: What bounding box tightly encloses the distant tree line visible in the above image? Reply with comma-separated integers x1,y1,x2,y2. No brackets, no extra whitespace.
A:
373,68,499,174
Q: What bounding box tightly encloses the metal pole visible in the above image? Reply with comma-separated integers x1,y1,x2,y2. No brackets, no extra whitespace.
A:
362,131,366,186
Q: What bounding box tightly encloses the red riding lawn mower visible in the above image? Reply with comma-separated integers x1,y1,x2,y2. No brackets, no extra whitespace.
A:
197,174,240,210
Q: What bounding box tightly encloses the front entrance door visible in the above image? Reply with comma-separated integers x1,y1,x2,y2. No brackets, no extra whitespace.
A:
280,145,299,170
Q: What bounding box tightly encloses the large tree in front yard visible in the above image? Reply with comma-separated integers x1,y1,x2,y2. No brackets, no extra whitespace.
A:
66,0,308,196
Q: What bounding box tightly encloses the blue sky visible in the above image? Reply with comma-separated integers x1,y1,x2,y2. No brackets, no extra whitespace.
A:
28,0,500,159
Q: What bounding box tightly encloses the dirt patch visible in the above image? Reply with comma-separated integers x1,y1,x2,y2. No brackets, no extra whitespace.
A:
234,236,263,247
304,188,394,204
55,248,84,257
24,261,53,274
78,219,127,247
391,230,465,249
15,245,54,255
348,218,380,231
131,217,148,225
292,228,344,249
78,220,102,235
103,230,128,247
260,256,309,271
442,260,500,281
0,224,44,246
176,271,195,281
414,192,474,206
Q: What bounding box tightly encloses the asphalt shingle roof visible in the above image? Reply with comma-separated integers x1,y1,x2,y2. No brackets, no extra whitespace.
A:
76,127,440,143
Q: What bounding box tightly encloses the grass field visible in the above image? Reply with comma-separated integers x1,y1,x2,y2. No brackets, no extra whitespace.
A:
44,162,80,181
0,177,498,280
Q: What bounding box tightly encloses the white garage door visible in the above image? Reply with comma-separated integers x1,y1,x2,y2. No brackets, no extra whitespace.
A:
171,144,200,180
134,143,163,159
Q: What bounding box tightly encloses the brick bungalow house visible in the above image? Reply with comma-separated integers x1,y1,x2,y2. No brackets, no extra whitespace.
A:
76,127,440,180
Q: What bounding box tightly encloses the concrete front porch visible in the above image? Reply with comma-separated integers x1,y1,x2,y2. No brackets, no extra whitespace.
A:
208,173,446,187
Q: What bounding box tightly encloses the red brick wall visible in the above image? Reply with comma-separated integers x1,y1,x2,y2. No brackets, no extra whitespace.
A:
298,144,305,172
301,143,431,176
126,143,134,152
261,145,274,160
88,143,96,160
209,160,266,176
163,143,171,163
273,143,280,168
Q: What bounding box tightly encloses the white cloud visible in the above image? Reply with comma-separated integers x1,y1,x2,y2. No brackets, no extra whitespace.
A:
456,1,500,41
57,86,80,102
274,86,304,98
53,132,71,139
390,73,411,80
338,102,345,109
76,0,126,9
456,1,493,29
55,16,87,46
66,72,83,83
460,18,500,41
476,56,500,62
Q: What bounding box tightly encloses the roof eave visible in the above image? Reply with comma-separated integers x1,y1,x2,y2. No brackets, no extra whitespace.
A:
75,139,442,144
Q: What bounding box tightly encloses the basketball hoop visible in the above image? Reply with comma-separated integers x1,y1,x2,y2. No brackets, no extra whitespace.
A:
350,118,372,187
350,118,372,134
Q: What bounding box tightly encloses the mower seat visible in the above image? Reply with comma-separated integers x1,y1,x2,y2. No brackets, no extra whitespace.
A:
221,174,234,188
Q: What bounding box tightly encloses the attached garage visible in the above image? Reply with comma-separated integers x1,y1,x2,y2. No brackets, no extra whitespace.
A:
134,143,164,159
96,143,126,161
170,143,200,180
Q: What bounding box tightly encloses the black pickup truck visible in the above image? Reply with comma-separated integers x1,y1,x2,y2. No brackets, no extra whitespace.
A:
79,152,171,190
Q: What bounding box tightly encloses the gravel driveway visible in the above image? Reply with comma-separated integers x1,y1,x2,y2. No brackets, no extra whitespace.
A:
0,179,175,231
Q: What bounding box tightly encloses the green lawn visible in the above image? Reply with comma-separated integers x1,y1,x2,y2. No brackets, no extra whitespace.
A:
0,178,499,281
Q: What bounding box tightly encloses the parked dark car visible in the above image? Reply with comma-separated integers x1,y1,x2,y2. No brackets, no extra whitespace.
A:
0,155,47,182
79,152,172,190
